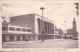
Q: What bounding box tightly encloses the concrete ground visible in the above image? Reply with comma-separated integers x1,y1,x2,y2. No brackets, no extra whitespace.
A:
2,39,78,48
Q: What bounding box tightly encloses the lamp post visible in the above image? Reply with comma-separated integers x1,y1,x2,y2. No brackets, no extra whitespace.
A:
64,21,66,40
40,7,45,42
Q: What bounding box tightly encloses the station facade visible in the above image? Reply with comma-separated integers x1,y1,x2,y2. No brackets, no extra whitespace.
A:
2,14,75,42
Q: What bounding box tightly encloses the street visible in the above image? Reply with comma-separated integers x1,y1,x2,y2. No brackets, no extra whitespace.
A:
2,39,78,48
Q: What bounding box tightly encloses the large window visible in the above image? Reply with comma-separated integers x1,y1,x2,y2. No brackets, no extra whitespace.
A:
22,28,26,31
9,27,15,31
2,36,7,42
10,36,14,41
27,29,31,32
37,18,41,33
16,28,21,31
2,27,8,30
22,36,26,41
16,36,20,41
44,21,47,34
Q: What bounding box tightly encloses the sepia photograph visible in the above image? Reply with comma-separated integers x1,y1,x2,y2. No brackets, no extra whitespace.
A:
0,0,80,52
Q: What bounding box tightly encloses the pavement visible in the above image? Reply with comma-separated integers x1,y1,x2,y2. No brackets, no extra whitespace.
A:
2,39,78,48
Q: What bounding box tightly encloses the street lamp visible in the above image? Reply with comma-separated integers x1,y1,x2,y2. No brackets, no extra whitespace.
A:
64,21,66,40
40,7,45,42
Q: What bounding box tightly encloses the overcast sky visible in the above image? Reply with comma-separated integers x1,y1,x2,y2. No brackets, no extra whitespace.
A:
2,0,79,32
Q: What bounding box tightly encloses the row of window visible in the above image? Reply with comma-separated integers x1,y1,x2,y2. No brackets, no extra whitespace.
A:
2,27,31,32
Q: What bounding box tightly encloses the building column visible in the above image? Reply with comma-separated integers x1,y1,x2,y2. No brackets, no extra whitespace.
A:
45,22,46,34
52,24,54,34
38,18,42,34
46,22,48,34
49,23,51,34
14,36,16,41
51,24,53,34
49,23,50,34
6,36,9,41
26,35,27,39
43,21,45,34
54,35,55,39
50,23,52,34
20,36,22,41
48,22,49,34
51,23,53,34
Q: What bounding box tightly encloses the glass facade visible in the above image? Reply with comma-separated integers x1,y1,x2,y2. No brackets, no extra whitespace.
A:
9,27,15,31
37,18,54,35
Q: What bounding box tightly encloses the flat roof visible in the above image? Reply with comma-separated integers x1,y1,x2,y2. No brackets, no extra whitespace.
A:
10,13,54,22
